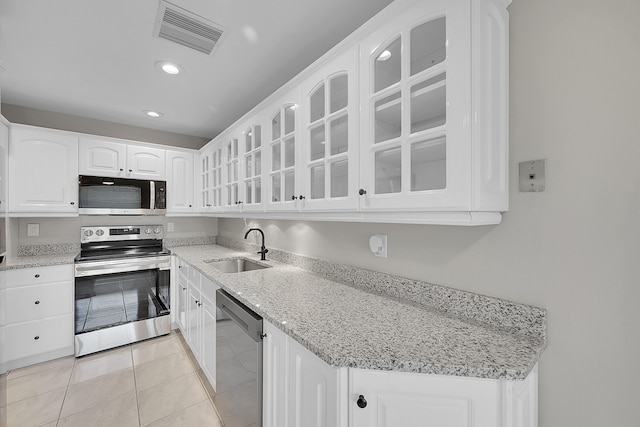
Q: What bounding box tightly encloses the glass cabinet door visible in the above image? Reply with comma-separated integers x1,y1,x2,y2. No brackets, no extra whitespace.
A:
359,0,469,210
211,146,223,208
224,138,239,207
300,47,358,210
199,149,211,210
242,124,263,208
269,103,298,210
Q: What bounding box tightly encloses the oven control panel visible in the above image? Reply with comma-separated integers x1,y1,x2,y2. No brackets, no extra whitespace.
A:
81,225,164,243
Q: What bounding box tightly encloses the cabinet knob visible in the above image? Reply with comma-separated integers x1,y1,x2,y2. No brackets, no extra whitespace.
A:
291,195,298,200
197,302,202,307
357,395,367,409
119,168,124,172
128,169,133,173
299,195,306,200
34,336,40,341
34,300,40,305
358,188,367,196
35,274,40,278
189,204,192,207
70,201,75,205
181,287,186,291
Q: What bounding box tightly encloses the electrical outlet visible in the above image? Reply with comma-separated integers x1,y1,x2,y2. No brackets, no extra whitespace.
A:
27,223,40,237
519,159,546,192
369,234,388,258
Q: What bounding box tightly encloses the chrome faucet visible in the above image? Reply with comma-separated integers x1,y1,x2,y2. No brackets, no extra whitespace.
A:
244,228,268,261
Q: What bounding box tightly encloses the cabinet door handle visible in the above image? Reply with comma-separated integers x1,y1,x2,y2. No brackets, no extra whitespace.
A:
358,188,367,196
34,300,40,305
35,274,40,278
357,395,367,408
34,336,40,341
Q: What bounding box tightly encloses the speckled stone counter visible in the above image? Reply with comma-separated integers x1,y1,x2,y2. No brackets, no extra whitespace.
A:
171,244,546,380
4,253,77,270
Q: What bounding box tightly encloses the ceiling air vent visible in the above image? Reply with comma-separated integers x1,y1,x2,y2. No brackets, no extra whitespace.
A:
153,1,226,55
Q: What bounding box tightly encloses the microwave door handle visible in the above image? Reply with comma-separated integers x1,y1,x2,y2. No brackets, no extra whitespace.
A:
150,180,155,209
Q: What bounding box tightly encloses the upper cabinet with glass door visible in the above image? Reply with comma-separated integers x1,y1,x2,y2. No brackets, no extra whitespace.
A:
299,47,359,211
198,141,224,213
241,121,264,212
358,0,509,223
267,88,300,212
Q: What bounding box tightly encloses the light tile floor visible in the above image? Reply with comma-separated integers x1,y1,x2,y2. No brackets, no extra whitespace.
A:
4,332,223,427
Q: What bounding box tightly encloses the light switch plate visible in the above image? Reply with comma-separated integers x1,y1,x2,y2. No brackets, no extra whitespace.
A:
519,159,546,192
27,223,40,237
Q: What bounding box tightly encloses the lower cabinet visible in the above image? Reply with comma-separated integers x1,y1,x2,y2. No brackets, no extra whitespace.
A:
175,257,219,389
4,265,74,370
264,319,539,427
263,320,348,427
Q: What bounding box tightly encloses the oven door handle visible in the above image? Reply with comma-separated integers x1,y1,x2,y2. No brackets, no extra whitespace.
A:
75,256,171,277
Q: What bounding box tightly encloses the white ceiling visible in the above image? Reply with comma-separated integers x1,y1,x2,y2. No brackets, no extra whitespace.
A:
0,0,394,141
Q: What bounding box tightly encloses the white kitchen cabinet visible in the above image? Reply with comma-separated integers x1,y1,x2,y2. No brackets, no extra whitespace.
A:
166,149,196,214
175,257,219,388
0,117,9,215
9,125,79,215
78,137,126,177
299,47,359,212
199,143,224,212
263,320,290,427
357,0,508,221
79,137,166,180
127,145,166,180
176,261,188,332
263,320,347,427
350,366,538,427
266,88,302,212
223,135,242,210
241,121,265,211
4,264,74,370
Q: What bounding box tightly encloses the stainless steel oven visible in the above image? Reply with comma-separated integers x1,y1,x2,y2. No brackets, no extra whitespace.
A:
74,225,171,356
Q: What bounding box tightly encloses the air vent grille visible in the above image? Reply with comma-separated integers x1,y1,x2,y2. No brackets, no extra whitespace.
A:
154,1,226,55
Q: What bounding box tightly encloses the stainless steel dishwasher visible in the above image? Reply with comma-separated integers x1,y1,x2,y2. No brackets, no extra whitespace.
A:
215,289,263,427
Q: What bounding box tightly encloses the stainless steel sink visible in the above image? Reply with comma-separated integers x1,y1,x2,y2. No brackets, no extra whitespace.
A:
204,257,271,273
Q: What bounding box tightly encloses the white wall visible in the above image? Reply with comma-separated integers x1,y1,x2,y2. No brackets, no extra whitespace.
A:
219,0,640,425
0,104,209,150
12,216,218,250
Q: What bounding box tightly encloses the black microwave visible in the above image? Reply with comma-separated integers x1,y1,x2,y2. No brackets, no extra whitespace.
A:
78,175,166,215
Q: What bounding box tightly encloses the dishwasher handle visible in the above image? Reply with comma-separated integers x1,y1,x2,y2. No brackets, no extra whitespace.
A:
216,289,263,343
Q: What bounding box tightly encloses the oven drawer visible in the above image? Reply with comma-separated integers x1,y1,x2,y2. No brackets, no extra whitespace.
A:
6,281,73,323
5,314,74,361
7,264,73,287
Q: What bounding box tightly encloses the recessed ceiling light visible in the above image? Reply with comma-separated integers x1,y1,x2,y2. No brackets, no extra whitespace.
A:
154,60,183,75
144,110,163,118
377,50,392,61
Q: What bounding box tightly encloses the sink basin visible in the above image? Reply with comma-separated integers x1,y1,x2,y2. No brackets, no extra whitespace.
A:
204,257,271,273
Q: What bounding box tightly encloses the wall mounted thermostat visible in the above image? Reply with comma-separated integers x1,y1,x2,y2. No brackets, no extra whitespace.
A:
519,159,546,192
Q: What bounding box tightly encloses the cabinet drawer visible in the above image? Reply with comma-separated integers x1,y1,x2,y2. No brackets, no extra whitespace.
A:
6,281,73,323
7,264,73,287
5,314,74,361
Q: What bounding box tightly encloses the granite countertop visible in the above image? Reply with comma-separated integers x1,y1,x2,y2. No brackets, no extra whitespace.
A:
171,244,544,381
4,252,77,270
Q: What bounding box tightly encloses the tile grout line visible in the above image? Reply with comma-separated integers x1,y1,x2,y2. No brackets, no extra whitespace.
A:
130,344,143,427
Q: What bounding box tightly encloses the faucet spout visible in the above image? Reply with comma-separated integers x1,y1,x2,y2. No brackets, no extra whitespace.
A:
244,228,268,261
